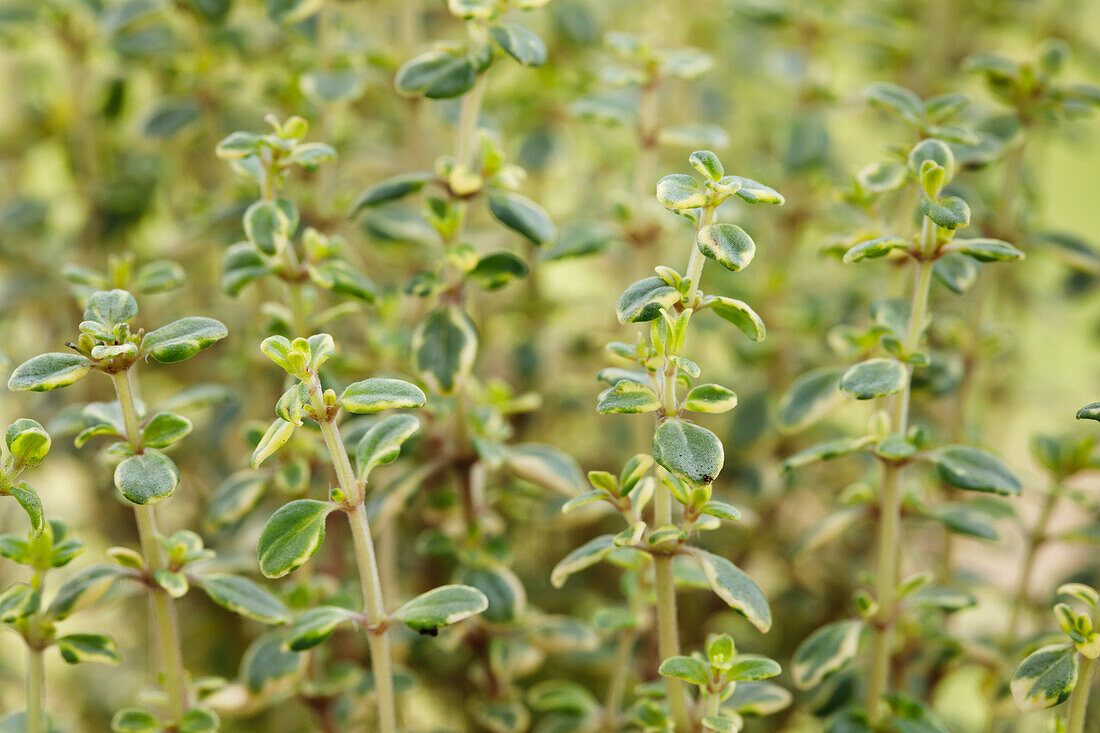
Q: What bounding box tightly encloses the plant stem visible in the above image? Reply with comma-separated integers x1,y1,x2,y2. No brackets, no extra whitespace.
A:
866,258,934,725
654,473,691,732
26,646,43,733
110,370,190,724
306,379,396,733
1068,654,1097,733
1007,485,1059,644
454,69,488,174
604,628,635,728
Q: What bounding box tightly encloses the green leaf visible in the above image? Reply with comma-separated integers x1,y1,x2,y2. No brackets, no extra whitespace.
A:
1011,644,1078,712
412,306,478,395
683,384,738,413
1078,403,1100,421
243,199,293,255
943,238,1024,263
392,584,489,633
657,174,707,209
840,358,907,400
48,565,132,620
276,383,308,426
83,289,138,327
505,443,585,495
856,161,907,194
351,172,434,215
781,437,873,472
258,500,336,578
114,450,179,505
616,277,680,323
864,82,924,123
697,223,756,271
702,715,742,733
141,412,192,449
658,655,710,686
920,196,971,229
111,709,160,732
10,483,45,536
215,131,262,159
221,242,274,296
195,573,291,624
8,353,93,392
692,549,771,632
468,252,529,291
56,633,120,665
313,259,378,302
699,500,741,521
928,445,1021,496
933,252,980,294
908,138,955,182
777,367,844,432
791,621,863,689
526,680,599,714
395,50,478,99
689,150,724,180
285,605,361,651
488,192,556,245
455,563,526,624
356,414,420,481
133,259,185,294
240,632,303,694
6,418,51,469
652,418,724,486
251,418,296,469
550,535,616,588
142,317,227,364
0,583,40,622
154,569,189,598
843,236,909,264
490,23,547,66
340,378,426,414
720,175,784,205
597,381,661,414
727,654,782,682
179,709,219,733
727,681,793,717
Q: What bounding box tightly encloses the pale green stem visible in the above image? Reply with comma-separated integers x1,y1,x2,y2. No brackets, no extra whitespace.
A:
1068,655,1097,733
654,473,691,732
866,256,934,725
454,68,489,174
26,646,43,733
604,628,635,728
306,379,396,733
706,687,721,717
1007,485,1060,644
110,370,189,723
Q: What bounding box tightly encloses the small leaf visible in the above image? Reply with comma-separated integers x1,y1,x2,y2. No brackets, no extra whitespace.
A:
313,260,378,302
656,174,707,210
10,483,45,536
699,500,741,521
356,414,420,481
843,236,909,264
196,573,291,624
142,317,228,363
652,418,724,487
1011,643,1078,712
727,654,782,682
141,412,192,449
154,569,189,598
468,252,529,290
840,358,907,400
505,443,585,496
920,196,971,230
720,175,784,205
550,535,616,588
395,50,477,99
864,82,924,123
0,583,40,622
791,621,863,689
781,437,873,472
351,172,434,215
693,549,771,632
616,277,680,323
702,295,766,341
412,306,478,395
6,418,51,468
111,709,160,732
251,418,297,469
597,381,661,414
778,367,845,432
697,223,756,271
8,353,93,392
943,238,1024,263
56,633,120,665
258,500,336,578
340,378,426,414
83,289,137,327
133,260,185,294
658,655,710,686
392,584,489,633
454,563,526,624
179,709,219,733
689,150,724,180
489,23,547,66
683,384,738,413
221,242,274,296
933,252,980,294
114,450,179,505
727,681,793,717
1078,403,1100,422
285,605,361,651
929,446,1021,496
487,192,556,245
48,565,132,620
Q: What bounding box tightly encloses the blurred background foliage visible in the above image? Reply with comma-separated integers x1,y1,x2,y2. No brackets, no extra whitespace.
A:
1,0,1100,730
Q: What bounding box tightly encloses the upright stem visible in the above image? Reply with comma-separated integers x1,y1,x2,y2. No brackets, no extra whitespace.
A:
653,473,691,731
604,628,635,728
306,379,396,733
1007,485,1059,644
866,258,934,725
455,70,489,174
25,646,44,733
1067,655,1097,733
110,371,189,723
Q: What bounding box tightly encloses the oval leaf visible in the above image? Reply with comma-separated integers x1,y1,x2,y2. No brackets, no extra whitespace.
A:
652,418,724,487
142,317,228,363
392,584,489,633
258,500,336,578
114,450,179,505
